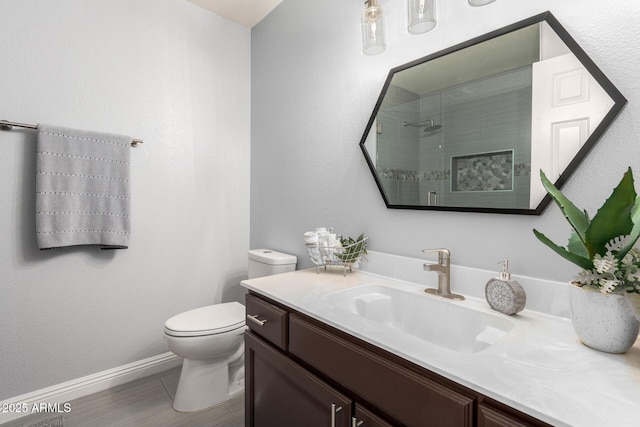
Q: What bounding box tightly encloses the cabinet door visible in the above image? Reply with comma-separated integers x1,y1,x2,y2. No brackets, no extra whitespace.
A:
353,404,396,427
245,332,352,427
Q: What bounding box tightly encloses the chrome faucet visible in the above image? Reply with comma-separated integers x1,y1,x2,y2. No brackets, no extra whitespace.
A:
422,249,465,300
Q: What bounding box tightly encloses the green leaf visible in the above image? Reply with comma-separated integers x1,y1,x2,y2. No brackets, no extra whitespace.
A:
337,233,367,263
540,170,590,247
533,229,593,270
618,194,640,259
567,229,589,259
585,168,636,258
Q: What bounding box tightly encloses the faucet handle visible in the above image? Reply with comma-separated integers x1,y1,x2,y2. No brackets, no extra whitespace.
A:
421,248,450,263
421,248,450,256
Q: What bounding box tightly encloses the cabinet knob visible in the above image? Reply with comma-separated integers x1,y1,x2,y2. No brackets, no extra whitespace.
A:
331,403,343,427
247,314,267,326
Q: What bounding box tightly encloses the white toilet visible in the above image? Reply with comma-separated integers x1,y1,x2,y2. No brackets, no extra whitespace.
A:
163,249,297,412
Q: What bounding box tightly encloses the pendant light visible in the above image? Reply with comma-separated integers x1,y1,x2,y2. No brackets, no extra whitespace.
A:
408,0,436,35
468,0,496,6
361,0,386,55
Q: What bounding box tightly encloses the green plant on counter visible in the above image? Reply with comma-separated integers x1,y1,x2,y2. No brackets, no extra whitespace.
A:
336,233,368,264
533,167,640,295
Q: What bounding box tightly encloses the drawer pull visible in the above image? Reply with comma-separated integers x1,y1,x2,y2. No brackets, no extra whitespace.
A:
351,418,364,427
331,403,343,427
247,314,267,326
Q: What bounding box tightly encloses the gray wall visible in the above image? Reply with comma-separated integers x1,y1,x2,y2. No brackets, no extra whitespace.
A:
251,0,640,280
0,0,250,399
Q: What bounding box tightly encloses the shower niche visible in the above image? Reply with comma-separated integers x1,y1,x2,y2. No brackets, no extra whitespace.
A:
359,11,626,214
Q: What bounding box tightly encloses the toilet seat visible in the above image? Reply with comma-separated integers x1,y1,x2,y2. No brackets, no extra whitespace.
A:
164,302,245,338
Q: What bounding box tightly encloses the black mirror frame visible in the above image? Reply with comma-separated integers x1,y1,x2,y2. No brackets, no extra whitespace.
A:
359,11,627,215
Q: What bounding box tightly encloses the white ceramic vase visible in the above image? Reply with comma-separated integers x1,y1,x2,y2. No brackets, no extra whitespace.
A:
568,283,640,353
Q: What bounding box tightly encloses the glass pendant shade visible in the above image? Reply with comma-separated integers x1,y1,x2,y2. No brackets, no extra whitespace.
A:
362,0,386,55
468,0,496,6
408,0,436,34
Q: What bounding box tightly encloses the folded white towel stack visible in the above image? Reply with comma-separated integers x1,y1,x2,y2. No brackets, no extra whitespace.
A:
35,124,132,250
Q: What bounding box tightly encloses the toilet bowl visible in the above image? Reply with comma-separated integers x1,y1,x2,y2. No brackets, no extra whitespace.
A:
164,302,246,412
163,249,297,412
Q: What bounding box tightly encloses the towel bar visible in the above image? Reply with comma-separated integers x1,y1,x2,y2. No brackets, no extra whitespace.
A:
0,120,143,147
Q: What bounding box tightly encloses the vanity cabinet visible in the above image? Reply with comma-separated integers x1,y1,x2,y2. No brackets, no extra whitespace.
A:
245,292,550,427
288,314,473,426
245,332,351,426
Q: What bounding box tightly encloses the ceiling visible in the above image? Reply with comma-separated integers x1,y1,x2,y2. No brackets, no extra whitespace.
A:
186,0,284,28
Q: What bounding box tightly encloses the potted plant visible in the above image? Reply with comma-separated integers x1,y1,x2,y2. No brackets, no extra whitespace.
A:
533,167,640,353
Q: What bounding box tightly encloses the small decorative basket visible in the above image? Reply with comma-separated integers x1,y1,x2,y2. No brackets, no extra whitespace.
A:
306,236,368,276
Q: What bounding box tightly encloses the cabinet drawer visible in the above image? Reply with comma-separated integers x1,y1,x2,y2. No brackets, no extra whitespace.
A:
245,293,288,350
478,403,550,427
478,404,531,427
289,314,474,427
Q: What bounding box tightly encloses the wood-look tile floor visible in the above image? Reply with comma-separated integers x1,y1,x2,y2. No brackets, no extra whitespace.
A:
3,367,244,427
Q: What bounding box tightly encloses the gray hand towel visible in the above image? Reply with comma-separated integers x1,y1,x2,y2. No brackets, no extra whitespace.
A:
36,124,131,249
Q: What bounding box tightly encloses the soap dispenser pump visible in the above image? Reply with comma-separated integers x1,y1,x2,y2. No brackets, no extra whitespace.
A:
485,260,526,315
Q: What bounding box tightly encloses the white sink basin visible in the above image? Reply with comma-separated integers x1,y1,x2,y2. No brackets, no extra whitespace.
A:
323,283,515,353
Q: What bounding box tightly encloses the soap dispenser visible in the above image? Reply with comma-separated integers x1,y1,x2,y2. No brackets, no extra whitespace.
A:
485,260,526,315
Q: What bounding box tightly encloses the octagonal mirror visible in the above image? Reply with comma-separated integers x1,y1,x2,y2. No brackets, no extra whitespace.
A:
359,11,626,214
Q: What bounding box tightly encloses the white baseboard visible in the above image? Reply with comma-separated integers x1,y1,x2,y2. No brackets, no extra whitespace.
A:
0,352,182,424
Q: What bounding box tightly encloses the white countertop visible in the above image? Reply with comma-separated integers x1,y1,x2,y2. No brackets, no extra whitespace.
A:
241,267,640,427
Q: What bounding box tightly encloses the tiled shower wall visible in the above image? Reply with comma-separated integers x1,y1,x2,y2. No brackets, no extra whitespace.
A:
376,85,421,205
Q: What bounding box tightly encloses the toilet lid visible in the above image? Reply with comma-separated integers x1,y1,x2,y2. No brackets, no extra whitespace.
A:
164,302,246,337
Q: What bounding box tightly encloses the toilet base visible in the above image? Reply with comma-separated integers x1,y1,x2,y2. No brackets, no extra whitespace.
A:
172,358,244,412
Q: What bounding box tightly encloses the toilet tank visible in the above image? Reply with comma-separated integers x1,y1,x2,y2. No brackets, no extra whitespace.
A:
248,249,297,279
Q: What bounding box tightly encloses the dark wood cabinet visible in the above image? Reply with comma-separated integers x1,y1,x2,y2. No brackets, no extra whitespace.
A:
289,313,474,427
245,332,351,427
245,291,551,427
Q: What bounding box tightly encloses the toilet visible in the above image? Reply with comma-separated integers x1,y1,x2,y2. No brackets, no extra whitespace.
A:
163,249,297,412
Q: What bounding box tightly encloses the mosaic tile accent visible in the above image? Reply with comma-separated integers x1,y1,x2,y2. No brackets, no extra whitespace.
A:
377,168,449,182
377,162,529,185
452,151,514,192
